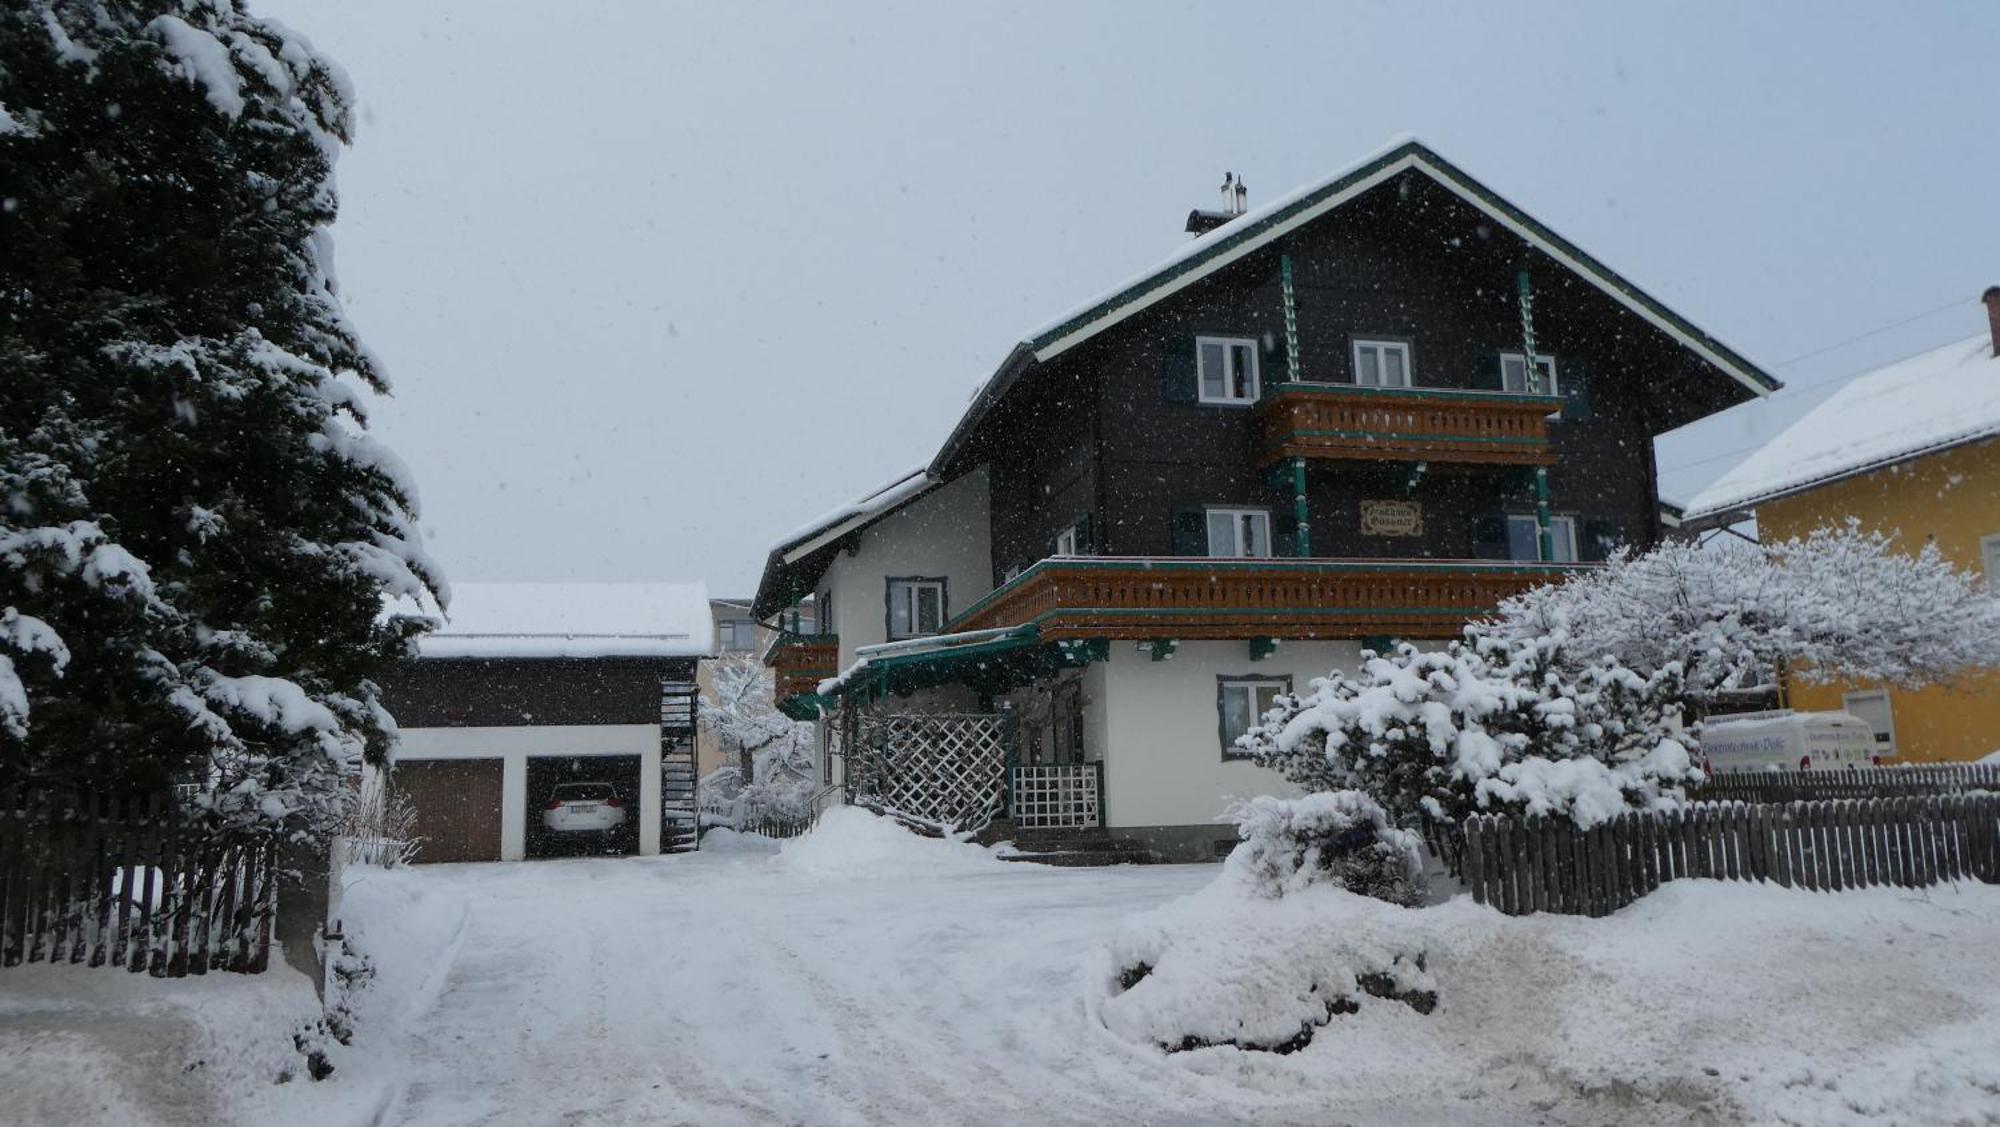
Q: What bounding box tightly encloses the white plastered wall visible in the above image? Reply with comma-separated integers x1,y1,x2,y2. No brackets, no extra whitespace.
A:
1093,639,1364,831
396,724,661,860
818,467,993,671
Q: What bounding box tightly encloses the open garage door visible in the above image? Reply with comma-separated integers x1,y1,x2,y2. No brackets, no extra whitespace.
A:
526,754,642,859
398,758,505,863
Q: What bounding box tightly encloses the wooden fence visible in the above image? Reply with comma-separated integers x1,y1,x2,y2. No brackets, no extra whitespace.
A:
0,790,276,975
1694,764,2000,804
1462,795,2000,917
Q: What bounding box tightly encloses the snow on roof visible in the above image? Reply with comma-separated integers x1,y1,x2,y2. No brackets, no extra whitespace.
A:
417,581,713,659
771,465,936,561
1684,334,2000,519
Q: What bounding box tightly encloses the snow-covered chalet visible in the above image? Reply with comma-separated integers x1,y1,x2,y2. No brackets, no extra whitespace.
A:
752,138,1779,861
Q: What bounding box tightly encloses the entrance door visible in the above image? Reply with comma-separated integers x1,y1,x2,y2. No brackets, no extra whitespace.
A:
1842,690,1897,758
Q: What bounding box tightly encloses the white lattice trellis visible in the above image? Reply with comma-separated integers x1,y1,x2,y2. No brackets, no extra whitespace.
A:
1010,764,1102,829
851,713,1009,830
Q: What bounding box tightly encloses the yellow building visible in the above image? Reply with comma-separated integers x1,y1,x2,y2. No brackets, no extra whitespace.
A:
1683,288,2000,763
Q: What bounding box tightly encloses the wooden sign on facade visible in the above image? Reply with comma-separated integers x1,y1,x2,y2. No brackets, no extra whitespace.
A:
1360,499,1423,537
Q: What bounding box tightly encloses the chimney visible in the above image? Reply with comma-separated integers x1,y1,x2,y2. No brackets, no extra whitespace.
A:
1234,178,1247,214
1185,171,1249,235
1985,284,2000,357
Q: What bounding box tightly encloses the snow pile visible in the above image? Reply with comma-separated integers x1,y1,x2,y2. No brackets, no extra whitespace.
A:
1096,871,2000,1122
774,806,1007,880
336,865,471,1035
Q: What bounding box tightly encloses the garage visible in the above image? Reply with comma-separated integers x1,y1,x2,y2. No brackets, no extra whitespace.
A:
525,753,643,859
396,757,506,863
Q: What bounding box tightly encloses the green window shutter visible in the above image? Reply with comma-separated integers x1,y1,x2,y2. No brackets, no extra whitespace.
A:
1261,331,1286,389
1470,514,1508,560
1171,509,1207,556
1561,360,1593,421
1163,336,1198,402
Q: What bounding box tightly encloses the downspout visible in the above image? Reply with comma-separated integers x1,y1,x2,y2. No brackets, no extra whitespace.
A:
1282,253,1309,557
1519,268,1554,562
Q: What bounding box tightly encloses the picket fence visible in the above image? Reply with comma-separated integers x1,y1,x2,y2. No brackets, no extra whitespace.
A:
1694,764,2000,804
1462,794,2000,917
0,790,276,975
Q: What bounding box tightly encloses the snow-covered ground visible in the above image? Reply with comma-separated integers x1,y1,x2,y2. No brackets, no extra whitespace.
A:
5,810,2000,1125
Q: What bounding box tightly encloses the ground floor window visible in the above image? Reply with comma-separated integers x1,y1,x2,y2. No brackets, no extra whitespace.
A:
1217,675,1290,758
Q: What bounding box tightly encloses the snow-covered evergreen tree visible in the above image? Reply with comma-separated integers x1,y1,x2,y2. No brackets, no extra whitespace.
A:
0,2,442,840
1485,522,2000,705
1241,636,1698,833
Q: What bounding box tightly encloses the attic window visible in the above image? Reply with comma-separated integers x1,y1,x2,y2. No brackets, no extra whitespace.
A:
1197,337,1260,404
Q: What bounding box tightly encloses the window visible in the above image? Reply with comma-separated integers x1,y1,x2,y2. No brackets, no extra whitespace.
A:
1506,514,1578,562
816,591,832,635
1500,352,1559,395
1054,523,1083,556
1842,690,1896,755
886,578,946,639
1206,507,1271,558
1352,338,1412,387
717,619,757,651
1218,676,1291,757
1981,534,2000,584
1197,336,1260,404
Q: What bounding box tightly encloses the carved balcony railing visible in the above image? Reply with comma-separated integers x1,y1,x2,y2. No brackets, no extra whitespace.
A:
949,558,1587,641
1256,382,1562,466
765,632,841,702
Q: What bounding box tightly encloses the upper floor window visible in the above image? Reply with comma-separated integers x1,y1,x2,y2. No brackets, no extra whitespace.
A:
1353,339,1412,387
1197,336,1260,404
1506,514,1578,563
886,577,947,639
1206,507,1271,558
1500,352,1559,395
1054,525,1080,556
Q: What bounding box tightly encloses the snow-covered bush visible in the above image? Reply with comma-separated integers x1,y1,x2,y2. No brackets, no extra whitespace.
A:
1242,635,1698,835
1486,521,2000,704
1229,792,1424,906
1,2,443,842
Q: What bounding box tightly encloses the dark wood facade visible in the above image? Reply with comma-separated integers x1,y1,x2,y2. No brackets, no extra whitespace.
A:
957,169,1751,586
378,656,700,729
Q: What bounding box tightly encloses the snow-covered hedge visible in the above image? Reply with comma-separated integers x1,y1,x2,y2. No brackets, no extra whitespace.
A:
1242,635,1698,835
1229,791,1424,906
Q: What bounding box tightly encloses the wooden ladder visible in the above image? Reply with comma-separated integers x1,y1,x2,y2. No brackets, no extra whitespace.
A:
659,680,700,854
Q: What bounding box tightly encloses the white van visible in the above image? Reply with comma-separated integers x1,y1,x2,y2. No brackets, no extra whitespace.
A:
1700,709,1882,773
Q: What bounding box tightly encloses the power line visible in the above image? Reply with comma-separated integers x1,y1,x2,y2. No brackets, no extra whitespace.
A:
1767,294,1970,373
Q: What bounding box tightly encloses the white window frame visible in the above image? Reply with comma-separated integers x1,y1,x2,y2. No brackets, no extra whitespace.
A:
1841,689,1897,756
1506,514,1578,563
1054,524,1080,556
1205,507,1272,559
1499,352,1559,395
1218,676,1291,757
1196,335,1261,405
1352,338,1413,388
1980,533,2000,585
885,578,947,640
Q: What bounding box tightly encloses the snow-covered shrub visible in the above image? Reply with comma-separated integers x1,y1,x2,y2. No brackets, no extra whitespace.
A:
1229,792,1424,906
1242,635,1698,835
1486,521,2000,704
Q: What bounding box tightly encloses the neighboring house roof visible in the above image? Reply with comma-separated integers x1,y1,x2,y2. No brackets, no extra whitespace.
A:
418,581,714,659
1683,333,2000,522
752,466,937,618
933,136,1780,476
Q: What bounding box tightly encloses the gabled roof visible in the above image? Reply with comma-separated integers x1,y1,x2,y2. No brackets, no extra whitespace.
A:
933,136,1779,475
1684,333,2000,521
751,466,938,618
418,581,713,659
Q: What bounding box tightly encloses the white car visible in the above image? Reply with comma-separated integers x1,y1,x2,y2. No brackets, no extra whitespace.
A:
542,782,628,834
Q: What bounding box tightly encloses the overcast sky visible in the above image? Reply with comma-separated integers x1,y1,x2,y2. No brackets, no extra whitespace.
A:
262,0,2000,598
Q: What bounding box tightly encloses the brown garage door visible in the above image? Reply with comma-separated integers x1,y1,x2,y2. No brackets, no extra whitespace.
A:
396,758,504,863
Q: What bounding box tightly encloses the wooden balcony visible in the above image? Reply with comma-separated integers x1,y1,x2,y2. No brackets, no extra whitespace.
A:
766,633,840,702
949,558,1586,641
1256,382,1562,467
